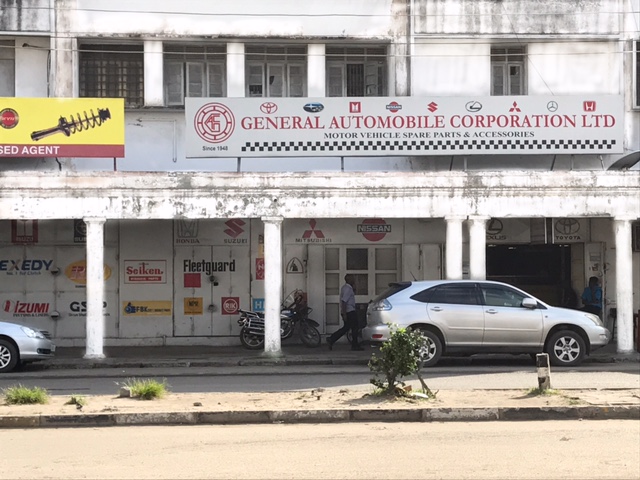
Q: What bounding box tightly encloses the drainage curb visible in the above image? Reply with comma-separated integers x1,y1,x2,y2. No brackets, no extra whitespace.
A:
1,405,637,429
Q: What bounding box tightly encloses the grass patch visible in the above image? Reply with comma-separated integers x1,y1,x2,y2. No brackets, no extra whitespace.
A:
2,385,49,405
121,378,169,400
526,387,561,397
65,394,87,407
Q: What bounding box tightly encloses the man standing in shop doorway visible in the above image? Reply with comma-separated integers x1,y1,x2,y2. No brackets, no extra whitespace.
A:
327,274,363,351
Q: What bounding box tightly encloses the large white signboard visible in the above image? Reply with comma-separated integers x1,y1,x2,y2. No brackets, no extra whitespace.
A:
185,96,623,158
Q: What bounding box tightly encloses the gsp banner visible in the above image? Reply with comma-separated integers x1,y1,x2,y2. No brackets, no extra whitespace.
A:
0,98,125,158
185,96,623,158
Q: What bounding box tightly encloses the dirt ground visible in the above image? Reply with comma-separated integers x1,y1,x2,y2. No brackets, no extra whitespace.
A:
2,387,639,417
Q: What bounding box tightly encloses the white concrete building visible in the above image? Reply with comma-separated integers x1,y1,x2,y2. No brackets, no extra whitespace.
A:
0,0,639,357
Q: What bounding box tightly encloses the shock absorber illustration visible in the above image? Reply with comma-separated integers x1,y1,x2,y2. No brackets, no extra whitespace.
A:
30,108,111,141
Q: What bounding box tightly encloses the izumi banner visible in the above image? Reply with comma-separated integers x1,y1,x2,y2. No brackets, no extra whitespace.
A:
185,95,624,158
0,98,125,158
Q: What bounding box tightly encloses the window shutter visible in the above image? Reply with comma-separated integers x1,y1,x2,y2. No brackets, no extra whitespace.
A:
508,63,523,95
247,64,264,97
267,64,284,97
207,62,225,97
186,62,205,98
327,65,345,97
491,64,506,96
288,64,304,97
364,62,380,96
165,61,184,106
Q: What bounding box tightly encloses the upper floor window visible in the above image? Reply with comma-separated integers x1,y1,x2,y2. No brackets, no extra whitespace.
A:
326,46,387,97
164,45,226,106
491,46,526,96
79,44,144,108
0,40,15,97
246,46,306,97
634,40,640,109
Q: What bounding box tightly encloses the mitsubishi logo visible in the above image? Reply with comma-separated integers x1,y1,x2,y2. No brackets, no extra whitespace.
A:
302,219,325,239
509,102,521,113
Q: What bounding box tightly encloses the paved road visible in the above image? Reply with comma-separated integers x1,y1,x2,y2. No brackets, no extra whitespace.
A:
2,420,638,479
1,363,638,395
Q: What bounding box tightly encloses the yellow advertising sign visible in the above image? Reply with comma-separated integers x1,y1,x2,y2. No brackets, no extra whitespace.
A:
123,301,173,317
65,261,112,285
0,97,125,158
184,297,204,315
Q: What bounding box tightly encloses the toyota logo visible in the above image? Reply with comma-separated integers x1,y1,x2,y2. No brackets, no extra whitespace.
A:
555,219,580,235
260,102,278,114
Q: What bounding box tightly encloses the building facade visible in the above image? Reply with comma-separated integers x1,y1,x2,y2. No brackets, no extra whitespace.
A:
1,0,639,357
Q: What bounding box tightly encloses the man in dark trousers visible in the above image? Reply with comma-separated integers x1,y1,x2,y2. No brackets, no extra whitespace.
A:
327,273,363,350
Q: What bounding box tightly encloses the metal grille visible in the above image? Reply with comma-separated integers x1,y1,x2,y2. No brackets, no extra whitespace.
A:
79,45,144,108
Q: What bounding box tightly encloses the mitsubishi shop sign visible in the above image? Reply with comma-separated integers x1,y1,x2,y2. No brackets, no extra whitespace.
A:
185,96,623,158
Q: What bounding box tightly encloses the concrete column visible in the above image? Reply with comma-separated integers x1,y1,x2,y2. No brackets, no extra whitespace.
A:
83,218,106,359
307,44,325,97
227,43,245,97
613,217,635,353
144,40,164,106
262,217,283,356
468,216,489,280
445,216,464,280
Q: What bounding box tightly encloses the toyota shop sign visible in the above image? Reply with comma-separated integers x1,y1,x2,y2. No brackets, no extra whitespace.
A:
185,96,623,158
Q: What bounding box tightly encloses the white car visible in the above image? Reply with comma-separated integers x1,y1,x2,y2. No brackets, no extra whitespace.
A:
0,321,56,373
364,280,611,367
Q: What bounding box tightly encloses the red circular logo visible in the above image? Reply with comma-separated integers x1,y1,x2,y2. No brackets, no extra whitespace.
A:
386,102,402,113
194,103,235,143
222,297,239,315
359,218,390,242
0,109,19,129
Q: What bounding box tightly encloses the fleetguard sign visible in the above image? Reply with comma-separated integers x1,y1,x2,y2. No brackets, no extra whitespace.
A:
185,96,623,158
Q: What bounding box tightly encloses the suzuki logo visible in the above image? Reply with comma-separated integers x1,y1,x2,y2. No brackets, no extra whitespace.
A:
224,219,245,238
427,102,438,112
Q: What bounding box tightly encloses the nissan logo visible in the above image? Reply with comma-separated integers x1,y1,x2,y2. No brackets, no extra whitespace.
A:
465,101,482,113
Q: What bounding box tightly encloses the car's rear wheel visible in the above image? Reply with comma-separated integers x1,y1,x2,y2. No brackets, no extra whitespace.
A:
416,329,443,367
0,339,19,373
546,330,586,367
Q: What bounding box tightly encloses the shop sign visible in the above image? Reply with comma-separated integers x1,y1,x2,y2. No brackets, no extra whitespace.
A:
185,96,624,158
0,258,53,275
295,219,332,244
124,260,167,284
553,218,586,243
68,300,110,317
3,300,50,317
184,297,203,315
252,298,264,312
65,261,112,285
221,297,239,315
123,301,172,316
358,218,391,242
11,220,38,244
255,258,265,280
0,97,125,158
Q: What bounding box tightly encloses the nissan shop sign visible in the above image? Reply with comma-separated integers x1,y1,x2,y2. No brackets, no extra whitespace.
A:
185,96,623,158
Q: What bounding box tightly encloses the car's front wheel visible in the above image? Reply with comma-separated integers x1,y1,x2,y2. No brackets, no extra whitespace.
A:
546,330,586,367
0,339,19,373
416,329,443,367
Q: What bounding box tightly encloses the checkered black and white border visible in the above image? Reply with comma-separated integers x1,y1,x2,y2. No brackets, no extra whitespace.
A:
241,139,617,153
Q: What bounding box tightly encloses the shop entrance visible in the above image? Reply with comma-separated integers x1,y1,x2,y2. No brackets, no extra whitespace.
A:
486,244,573,307
324,245,401,332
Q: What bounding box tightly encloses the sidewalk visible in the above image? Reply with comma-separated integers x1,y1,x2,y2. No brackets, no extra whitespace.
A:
2,341,638,429
43,339,640,370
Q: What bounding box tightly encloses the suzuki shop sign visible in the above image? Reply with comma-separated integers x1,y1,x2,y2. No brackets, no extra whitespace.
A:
185,96,623,158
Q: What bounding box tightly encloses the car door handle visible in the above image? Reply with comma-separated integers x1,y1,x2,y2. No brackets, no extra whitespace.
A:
430,307,443,312
485,309,498,314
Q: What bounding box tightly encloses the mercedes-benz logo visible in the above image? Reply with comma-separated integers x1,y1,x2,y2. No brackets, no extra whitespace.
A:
555,219,580,235
547,101,559,113
465,101,482,113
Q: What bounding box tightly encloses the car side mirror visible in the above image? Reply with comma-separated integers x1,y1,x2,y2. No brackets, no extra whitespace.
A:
522,298,537,309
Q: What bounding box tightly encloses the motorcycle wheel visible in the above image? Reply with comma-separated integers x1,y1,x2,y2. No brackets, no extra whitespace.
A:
239,328,264,350
281,318,295,340
299,322,321,348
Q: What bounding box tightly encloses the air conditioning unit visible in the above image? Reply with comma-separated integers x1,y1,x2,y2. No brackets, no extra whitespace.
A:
634,224,640,252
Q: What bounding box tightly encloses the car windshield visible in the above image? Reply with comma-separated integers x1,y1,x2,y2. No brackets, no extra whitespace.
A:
371,282,411,303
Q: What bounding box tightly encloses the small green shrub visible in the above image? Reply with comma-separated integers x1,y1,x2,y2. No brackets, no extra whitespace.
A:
121,378,169,400
65,394,87,407
526,387,560,396
3,385,49,405
368,327,436,398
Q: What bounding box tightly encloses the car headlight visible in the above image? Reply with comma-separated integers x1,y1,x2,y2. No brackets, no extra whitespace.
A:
21,326,45,339
583,313,604,327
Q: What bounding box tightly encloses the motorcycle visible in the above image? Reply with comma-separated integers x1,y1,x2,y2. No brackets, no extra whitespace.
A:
238,290,322,350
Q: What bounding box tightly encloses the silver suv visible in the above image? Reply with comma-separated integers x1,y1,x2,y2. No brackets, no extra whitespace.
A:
363,280,610,367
